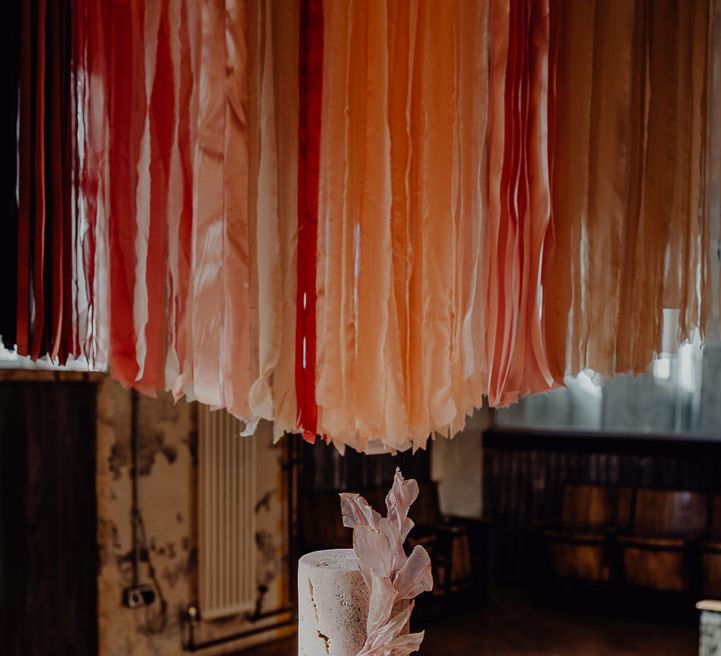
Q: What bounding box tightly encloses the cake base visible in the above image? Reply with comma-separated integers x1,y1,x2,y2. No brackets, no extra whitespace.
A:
297,549,369,656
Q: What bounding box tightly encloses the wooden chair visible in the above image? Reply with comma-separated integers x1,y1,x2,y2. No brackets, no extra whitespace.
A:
411,481,489,597
619,489,708,592
700,496,721,597
543,484,632,582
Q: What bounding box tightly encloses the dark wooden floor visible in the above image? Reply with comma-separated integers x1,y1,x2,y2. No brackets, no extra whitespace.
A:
249,587,698,656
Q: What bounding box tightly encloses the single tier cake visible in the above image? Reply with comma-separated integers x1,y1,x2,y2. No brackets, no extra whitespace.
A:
297,549,369,656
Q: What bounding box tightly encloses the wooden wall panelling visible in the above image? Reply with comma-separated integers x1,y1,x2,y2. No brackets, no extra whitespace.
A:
0,381,98,656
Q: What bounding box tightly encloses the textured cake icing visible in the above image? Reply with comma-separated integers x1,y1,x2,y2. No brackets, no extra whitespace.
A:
298,549,368,656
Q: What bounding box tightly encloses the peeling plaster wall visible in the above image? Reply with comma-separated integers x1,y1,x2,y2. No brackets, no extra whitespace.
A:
96,378,291,656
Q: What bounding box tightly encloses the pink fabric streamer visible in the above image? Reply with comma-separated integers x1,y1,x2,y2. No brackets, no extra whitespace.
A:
340,469,433,656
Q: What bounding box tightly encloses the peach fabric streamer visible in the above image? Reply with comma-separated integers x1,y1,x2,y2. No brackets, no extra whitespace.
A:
256,0,300,438
314,0,354,447
190,0,232,408
316,0,494,451
316,0,557,449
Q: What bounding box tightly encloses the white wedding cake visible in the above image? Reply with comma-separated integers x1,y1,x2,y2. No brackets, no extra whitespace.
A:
297,549,369,656
297,470,433,656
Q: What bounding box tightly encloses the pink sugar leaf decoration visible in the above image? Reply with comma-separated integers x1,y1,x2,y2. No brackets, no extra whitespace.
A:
360,603,425,656
393,545,433,601
340,468,433,656
366,572,397,635
384,471,419,543
340,492,383,530
353,525,393,584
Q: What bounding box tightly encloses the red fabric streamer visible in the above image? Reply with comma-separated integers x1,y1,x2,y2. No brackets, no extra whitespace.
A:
17,0,33,355
173,0,195,396
486,0,555,406
107,1,145,386
29,0,47,360
296,0,323,441
60,0,75,361
16,0,77,362
138,1,174,395
46,0,69,361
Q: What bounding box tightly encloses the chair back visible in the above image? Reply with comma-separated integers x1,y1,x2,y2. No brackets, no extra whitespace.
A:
412,480,444,526
633,489,707,537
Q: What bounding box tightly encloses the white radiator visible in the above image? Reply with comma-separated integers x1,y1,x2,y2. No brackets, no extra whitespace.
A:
198,405,257,619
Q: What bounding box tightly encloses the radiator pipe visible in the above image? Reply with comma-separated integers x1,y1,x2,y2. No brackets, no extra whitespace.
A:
285,431,300,613
183,609,295,653
130,390,140,587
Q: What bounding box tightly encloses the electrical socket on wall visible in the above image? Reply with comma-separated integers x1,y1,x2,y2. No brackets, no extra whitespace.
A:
122,584,156,609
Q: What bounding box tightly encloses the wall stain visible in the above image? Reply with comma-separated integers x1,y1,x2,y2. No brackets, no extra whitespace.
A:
255,490,274,514
256,529,280,589
161,557,192,589
182,427,198,466
150,539,177,560
108,430,178,480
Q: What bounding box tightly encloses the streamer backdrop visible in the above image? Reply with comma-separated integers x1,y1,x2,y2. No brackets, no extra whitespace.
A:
3,0,720,452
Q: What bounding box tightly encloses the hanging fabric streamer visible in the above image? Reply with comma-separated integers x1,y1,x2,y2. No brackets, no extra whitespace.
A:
485,0,555,406
0,0,21,351
74,0,108,368
703,0,721,340
313,0,556,449
6,0,716,452
544,0,710,380
296,0,323,441
83,0,294,429
10,0,99,365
